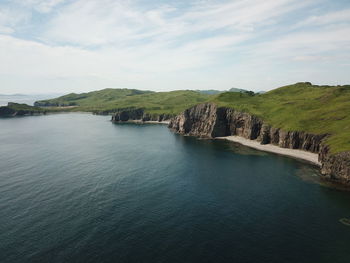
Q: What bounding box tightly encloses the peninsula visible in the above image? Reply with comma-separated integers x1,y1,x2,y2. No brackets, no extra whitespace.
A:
0,102,46,117
34,82,350,185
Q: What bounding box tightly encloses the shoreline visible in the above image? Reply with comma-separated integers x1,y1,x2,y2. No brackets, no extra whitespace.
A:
113,119,170,125
216,136,320,166
145,120,170,124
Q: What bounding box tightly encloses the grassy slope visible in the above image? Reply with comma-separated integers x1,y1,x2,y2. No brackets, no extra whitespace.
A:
36,83,350,153
212,82,350,153
35,89,214,115
35,88,153,107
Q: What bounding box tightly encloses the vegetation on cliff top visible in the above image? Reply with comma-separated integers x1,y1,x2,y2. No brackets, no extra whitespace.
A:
35,82,350,153
213,82,350,153
35,89,214,115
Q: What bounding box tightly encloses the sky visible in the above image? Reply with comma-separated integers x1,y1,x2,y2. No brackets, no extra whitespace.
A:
0,0,349,94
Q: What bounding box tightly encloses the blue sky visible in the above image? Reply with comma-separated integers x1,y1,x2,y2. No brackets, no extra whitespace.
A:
0,0,349,94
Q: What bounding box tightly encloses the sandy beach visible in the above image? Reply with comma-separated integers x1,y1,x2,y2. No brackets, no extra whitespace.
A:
216,136,320,166
144,120,170,124
118,119,170,124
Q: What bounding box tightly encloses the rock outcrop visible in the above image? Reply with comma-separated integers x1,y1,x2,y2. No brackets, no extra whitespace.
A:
0,103,46,117
111,108,172,122
169,103,350,185
319,145,350,184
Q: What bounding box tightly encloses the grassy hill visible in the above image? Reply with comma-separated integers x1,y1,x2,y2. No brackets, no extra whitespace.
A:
212,82,350,153
34,88,153,107
35,89,214,115
35,83,350,153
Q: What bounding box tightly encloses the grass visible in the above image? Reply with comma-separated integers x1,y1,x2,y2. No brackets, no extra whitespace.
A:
35,83,350,153
35,89,214,115
212,82,350,154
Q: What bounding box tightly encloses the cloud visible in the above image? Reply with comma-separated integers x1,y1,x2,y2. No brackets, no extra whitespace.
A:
14,0,67,13
0,0,66,34
43,0,311,47
0,6,30,34
294,8,350,28
251,26,350,62
0,0,349,93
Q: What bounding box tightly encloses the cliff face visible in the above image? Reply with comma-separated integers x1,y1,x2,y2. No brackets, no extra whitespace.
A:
169,103,350,185
169,103,218,136
319,145,350,184
111,108,172,122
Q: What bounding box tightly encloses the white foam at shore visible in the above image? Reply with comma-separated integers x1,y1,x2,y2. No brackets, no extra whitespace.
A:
216,136,320,166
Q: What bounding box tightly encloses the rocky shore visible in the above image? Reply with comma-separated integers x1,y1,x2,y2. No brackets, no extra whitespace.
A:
168,103,350,185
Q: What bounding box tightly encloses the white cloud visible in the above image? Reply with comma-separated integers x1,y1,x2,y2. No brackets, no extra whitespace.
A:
43,0,310,47
14,0,66,13
0,7,30,33
0,0,65,34
0,0,349,93
294,9,350,28
250,26,350,61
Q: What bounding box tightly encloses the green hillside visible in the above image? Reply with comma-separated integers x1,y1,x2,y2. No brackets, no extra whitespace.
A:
34,88,154,107
212,82,350,153
35,89,214,115
35,83,350,153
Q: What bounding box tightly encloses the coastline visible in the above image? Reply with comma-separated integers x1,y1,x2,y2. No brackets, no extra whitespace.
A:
145,120,170,124
216,136,320,166
113,119,170,124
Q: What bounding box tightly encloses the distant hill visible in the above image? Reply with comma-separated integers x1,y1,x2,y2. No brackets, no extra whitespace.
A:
0,102,46,117
32,82,350,153
35,88,154,107
0,94,27,97
228,87,249,93
197,88,252,95
0,93,64,107
35,88,214,115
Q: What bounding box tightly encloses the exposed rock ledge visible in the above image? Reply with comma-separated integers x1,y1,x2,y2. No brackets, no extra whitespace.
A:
111,108,172,123
168,103,350,185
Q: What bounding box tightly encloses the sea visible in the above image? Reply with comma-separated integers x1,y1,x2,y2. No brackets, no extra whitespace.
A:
0,113,350,263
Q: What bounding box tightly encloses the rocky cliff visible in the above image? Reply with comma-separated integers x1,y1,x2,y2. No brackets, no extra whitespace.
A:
169,103,350,185
319,145,350,184
111,108,173,122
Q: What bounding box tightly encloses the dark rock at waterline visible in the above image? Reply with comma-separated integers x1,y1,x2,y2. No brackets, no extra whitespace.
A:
169,103,349,185
319,145,350,185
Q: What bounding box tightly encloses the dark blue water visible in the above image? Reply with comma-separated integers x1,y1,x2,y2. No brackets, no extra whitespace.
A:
1,113,350,263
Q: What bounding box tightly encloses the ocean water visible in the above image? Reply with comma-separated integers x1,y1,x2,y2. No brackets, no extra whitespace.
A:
0,113,350,263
